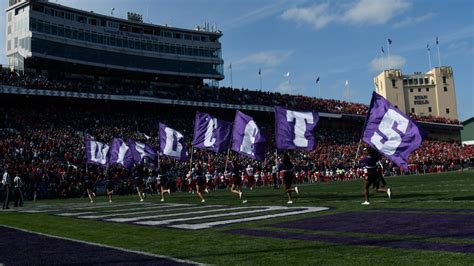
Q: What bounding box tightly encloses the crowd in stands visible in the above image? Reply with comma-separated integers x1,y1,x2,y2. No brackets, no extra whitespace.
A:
0,69,460,124
0,99,472,202
408,113,460,125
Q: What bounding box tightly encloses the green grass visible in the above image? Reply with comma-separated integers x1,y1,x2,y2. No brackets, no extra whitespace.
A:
1,170,474,265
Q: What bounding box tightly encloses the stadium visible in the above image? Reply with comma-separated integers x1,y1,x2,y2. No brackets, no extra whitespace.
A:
1,0,473,265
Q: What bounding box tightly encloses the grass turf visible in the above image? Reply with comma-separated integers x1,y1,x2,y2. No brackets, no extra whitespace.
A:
1,170,474,265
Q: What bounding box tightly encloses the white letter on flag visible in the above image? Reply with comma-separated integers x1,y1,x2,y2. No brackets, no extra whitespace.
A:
286,110,313,147
134,142,146,160
240,120,258,156
204,118,217,148
117,142,130,165
370,109,409,155
164,127,184,157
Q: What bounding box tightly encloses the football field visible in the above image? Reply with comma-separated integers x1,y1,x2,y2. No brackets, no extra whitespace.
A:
1,170,474,265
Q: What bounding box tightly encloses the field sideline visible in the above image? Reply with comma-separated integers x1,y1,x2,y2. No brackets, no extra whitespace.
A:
1,170,474,265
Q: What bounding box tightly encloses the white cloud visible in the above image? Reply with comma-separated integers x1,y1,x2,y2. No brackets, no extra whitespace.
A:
446,41,474,57
277,81,306,95
225,1,288,30
370,55,406,72
233,50,294,68
343,0,410,25
280,3,336,30
281,0,411,30
393,13,436,28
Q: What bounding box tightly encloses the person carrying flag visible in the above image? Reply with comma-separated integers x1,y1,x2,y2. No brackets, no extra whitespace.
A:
360,147,391,205
84,171,96,203
278,153,299,204
194,162,206,203
134,165,146,202
158,161,171,202
229,160,247,204
106,175,114,203
360,91,425,204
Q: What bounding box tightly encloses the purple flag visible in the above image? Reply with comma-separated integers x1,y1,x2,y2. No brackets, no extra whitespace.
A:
159,123,186,161
192,112,232,153
362,92,426,169
127,139,157,164
275,106,319,151
85,139,109,166
108,138,134,169
231,111,266,161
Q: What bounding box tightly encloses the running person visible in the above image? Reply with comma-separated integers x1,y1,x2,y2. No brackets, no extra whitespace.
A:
134,166,146,202
360,147,391,205
279,154,299,204
245,164,255,190
158,161,171,202
194,162,206,203
84,171,96,203
106,177,114,203
272,160,280,189
229,161,247,203
13,173,24,207
2,168,12,209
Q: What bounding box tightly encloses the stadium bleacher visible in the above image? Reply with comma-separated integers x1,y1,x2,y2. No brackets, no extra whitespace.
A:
0,95,471,200
0,69,460,124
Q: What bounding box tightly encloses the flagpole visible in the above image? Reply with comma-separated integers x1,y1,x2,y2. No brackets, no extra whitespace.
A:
229,63,233,88
381,48,386,70
354,119,369,165
259,70,262,91
344,80,350,100
427,45,432,70
354,102,371,165
387,39,392,69
318,82,321,98
224,131,234,175
436,38,441,67
189,147,194,171
224,147,231,174
157,140,160,169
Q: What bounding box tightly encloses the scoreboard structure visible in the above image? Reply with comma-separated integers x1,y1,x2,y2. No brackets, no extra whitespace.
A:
6,0,224,86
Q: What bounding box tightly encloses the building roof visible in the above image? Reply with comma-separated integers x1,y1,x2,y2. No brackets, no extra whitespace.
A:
463,117,474,125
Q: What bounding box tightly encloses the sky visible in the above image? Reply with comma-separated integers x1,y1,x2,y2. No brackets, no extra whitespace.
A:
0,0,473,120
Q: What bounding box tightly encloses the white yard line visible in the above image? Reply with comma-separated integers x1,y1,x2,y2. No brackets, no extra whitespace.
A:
18,202,148,213
171,207,330,230
135,206,304,226
107,206,254,223
81,205,224,219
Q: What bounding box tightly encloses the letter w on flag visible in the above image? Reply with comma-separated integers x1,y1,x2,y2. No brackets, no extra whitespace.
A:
85,139,109,166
